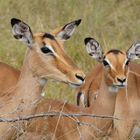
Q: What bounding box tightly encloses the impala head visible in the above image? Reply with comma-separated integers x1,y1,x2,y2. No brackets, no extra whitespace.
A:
11,18,85,87
85,37,140,90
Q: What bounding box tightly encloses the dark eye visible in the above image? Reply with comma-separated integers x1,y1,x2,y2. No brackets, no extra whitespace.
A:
103,60,109,67
125,60,129,66
41,47,52,54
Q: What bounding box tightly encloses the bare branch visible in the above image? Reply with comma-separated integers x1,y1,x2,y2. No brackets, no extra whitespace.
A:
0,112,120,123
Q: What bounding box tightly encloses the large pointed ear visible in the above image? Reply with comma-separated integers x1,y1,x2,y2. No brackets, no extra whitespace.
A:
51,19,81,41
11,18,33,47
84,37,103,62
127,42,140,61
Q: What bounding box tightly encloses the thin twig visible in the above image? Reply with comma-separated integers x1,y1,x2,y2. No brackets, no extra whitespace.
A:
52,101,67,140
0,112,120,123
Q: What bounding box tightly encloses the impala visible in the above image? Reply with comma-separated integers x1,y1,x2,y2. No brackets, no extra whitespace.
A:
76,62,140,109
76,41,140,139
17,37,140,140
108,62,140,140
76,63,140,140
0,18,85,139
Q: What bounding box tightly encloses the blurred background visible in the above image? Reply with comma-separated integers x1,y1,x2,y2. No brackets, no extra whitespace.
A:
0,0,140,103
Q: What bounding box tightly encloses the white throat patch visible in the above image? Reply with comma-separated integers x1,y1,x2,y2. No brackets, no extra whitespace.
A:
108,86,118,93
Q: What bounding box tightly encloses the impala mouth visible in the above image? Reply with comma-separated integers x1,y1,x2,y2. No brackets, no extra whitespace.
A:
116,85,126,88
113,84,126,88
109,84,126,93
69,82,83,88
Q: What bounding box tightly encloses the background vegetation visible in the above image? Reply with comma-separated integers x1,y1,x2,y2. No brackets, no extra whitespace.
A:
0,0,140,103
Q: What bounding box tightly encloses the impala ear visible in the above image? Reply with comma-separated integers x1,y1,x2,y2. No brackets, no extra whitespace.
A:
52,19,81,41
84,37,103,62
11,18,33,47
127,42,140,61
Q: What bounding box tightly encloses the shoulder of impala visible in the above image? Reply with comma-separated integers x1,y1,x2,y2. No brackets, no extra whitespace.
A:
18,38,140,140
0,62,20,95
0,18,85,139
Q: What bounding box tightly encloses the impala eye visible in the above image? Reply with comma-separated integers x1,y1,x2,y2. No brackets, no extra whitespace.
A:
41,47,53,54
103,60,109,67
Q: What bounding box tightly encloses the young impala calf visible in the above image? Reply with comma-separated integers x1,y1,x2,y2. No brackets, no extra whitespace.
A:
18,38,140,140
0,18,85,140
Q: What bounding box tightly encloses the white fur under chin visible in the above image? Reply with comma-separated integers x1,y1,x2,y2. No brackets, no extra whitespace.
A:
108,86,119,93
69,83,81,88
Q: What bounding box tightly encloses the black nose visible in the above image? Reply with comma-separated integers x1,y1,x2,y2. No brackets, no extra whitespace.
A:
75,74,85,82
117,78,126,83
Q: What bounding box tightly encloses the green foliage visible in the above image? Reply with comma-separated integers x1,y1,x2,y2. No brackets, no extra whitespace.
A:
0,0,140,103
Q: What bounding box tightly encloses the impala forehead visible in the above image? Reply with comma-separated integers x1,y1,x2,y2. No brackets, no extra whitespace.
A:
104,50,127,70
34,33,63,50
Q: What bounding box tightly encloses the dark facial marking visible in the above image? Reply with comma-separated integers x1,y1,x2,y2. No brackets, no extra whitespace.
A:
106,49,123,55
43,33,55,40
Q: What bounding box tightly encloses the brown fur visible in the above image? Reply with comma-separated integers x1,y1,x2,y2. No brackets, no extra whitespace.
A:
76,64,102,107
0,62,20,95
108,62,140,140
76,60,140,139
0,20,85,140
77,50,128,107
18,50,130,140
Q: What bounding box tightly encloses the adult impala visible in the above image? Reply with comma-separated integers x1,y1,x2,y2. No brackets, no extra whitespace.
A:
77,46,140,110
0,18,85,139
17,38,140,140
108,58,140,139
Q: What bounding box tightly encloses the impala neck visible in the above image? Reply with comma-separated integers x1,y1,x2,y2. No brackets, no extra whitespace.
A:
89,72,118,115
128,62,140,98
10,50,45,115
81,73,124,138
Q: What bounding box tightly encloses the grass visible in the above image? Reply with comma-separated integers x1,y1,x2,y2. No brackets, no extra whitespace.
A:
0,0,140,103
